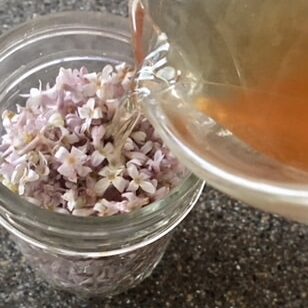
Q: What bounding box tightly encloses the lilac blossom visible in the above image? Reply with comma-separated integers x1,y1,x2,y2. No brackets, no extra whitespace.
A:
95,165,128,196
0,65,184,217
55,146,91,183
62,189,85,212
146,150,165,173
127,164,156,194
11,163,39,195
91,142,114,167
78,98,103,131
91,125,105,149
94,198,128,216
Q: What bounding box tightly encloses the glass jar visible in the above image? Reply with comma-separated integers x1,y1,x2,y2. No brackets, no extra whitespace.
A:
0,12,204,297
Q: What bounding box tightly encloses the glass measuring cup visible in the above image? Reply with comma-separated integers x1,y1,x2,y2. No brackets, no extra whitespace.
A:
130,0,308,224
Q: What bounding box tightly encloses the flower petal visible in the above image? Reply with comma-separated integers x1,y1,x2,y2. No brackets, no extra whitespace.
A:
154,149,164,162
140,180,156,194
64,132,79,145
71,146,88,163
91,150,105,167
112,176,128,193
86,98,96,110
127,164,139,179
93,199,107,213
126,151,148,164
55,146,69,162
91,125,105,148
11,164,26,184
127,158,143,166
83,83,97,97
84,72,97,82
101,65,113,80
127,180,139,192
124,137,135,151
98,166,109,177
58,163,77,183
18,182,26,195
104,142,114,153
78,106,91,119
94,178,110,196
48,112,64,127
26,169,40,182
76,165,92,177
131,131,146,144
92,107,103,119
141,141,153,155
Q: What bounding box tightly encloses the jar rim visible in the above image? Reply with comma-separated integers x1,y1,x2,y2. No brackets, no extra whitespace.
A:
0,11,204,255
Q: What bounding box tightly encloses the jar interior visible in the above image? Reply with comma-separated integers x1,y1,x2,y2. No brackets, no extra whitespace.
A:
0,27,133,118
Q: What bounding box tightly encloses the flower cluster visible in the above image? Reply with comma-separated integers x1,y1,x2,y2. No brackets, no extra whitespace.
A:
0,64,184,216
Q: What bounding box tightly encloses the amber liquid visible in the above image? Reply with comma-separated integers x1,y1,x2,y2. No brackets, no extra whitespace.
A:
130,0,308,173
196,66,308,171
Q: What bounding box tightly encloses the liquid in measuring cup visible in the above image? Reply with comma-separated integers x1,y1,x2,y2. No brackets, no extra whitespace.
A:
130,0,308,173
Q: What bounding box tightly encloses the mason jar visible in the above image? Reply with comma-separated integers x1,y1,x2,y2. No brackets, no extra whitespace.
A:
0,11,204,297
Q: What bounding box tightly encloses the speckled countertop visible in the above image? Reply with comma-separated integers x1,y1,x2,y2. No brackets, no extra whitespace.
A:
0,1,307,307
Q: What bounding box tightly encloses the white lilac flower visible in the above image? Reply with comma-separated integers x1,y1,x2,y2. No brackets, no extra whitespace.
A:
20,81,43,113
146,150,165,173
127,164,156,194
2,110,17,131
91,142,114,167
91,125,105,149
96,65,117,100
126,158,143,167
131,131,147,145
105,99,120,119
124,137,136,151
55,146,91,183
94,198,128,216
126,151,148,164
122,192,149,211
65,114,82,131
78,98,103,132
11,163,40,195
140,140,153,155
27,151,50,177
48,112,65,127
0,163,16,182
56,68,87,103
62,189,85,212
94,165,128,196
83,72,98,97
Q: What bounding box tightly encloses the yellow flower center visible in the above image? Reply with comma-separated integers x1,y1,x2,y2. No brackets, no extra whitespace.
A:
24,133,34,144
67,156,76,165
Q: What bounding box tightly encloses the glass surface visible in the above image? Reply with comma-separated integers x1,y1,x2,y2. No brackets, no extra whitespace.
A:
130,0,308,224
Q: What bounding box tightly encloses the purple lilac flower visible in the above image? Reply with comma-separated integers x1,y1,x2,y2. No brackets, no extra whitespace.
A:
0,65,184,216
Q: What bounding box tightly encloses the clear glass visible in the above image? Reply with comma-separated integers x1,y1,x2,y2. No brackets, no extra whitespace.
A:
130,0,308,224
0,12,205,297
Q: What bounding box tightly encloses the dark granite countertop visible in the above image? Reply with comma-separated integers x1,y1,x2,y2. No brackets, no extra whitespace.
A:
0,1,307,307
